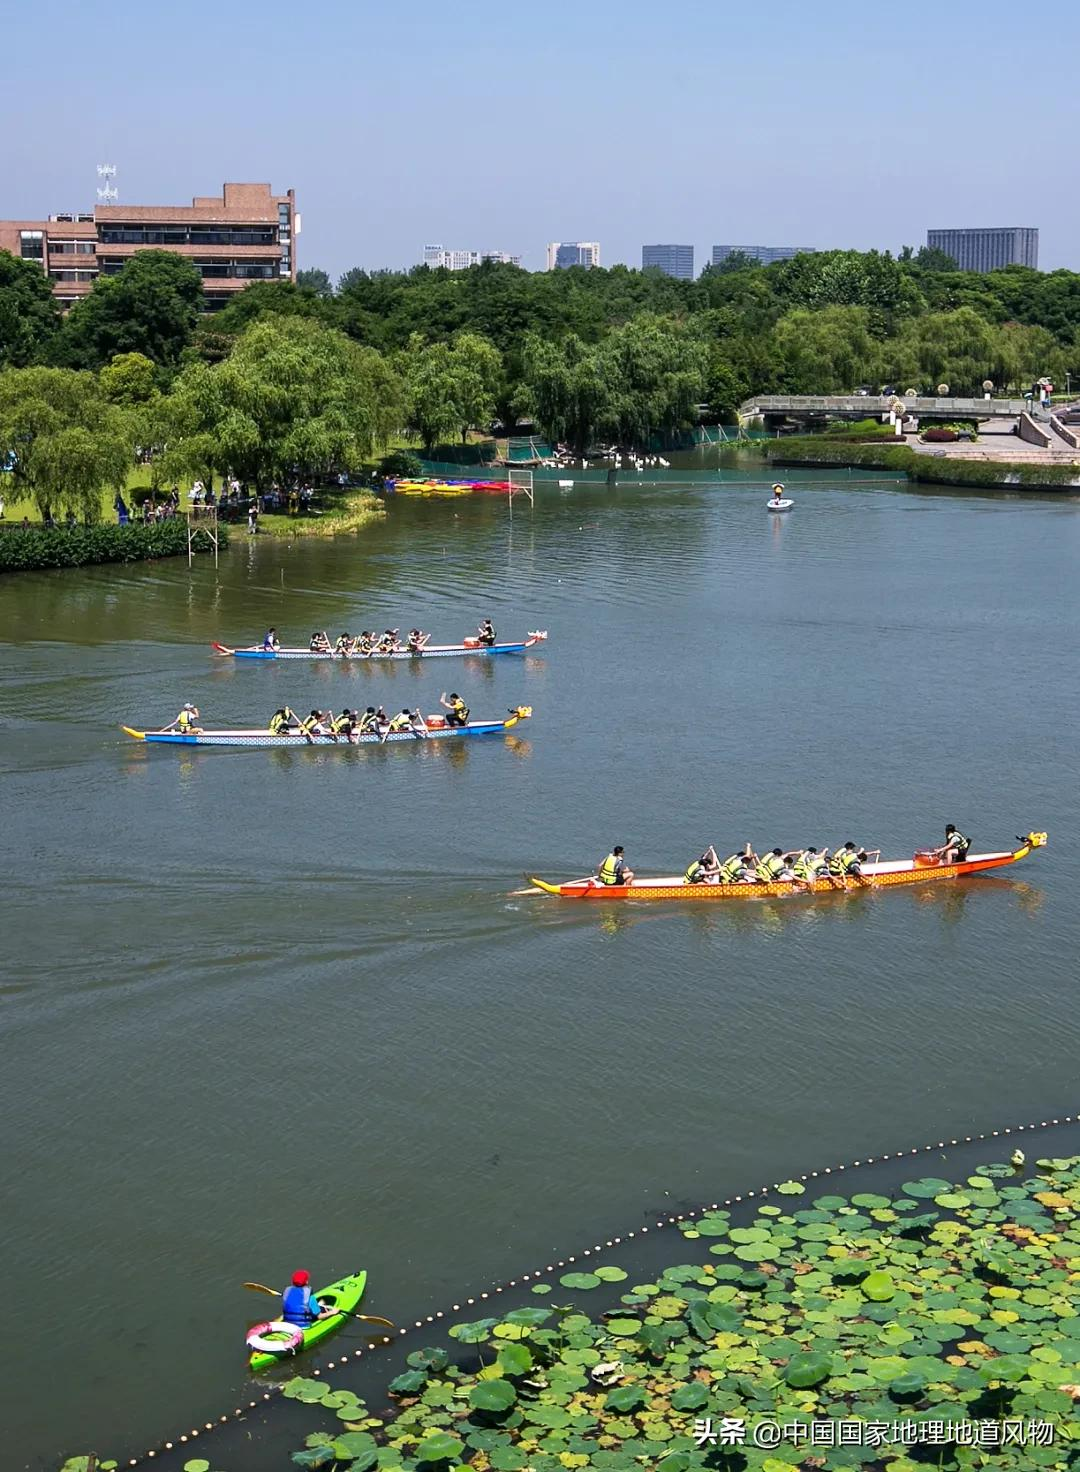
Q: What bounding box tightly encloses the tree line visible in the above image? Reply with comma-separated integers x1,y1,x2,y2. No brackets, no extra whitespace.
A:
2,244,1079,521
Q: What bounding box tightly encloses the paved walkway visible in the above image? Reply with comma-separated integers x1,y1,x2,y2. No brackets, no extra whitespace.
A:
907,418,1080,464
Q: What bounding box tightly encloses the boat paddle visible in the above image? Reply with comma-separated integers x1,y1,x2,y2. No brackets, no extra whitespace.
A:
242,1282,395,1329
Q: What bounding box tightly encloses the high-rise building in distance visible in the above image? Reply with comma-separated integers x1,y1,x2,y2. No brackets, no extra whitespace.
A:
642,244,694,280
422,245,522,270
546,241,600,270
712,244,816,267
0,182,297,310
925,227,1038,272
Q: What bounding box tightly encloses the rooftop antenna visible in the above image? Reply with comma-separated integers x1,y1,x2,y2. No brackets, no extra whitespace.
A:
96,163,118,203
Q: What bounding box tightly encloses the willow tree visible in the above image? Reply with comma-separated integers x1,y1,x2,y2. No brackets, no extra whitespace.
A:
0,366,133,521
158,316,403,488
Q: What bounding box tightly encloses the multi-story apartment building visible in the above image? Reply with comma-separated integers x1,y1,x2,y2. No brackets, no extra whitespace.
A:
642,244,694,280
422,245,522,270
546,241,600,270
925,227,1038,272
711,244,816,267
0,182,297,310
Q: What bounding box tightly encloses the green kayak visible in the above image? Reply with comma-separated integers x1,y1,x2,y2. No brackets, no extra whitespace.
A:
248,1270,367,1373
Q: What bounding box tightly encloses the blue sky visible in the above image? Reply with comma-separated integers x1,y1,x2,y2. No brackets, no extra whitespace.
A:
3,0,1076,278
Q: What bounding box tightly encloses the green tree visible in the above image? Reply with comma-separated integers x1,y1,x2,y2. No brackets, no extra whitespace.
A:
771,307,877,393
158,316,402,487
398,333,503,450
0,251,61,368
0,366,133,521
708,250,761,274
297,267,334,298
884,308,999,394
448,333,502,442
521,332,612,456
52,252,203,372
100,352,159,405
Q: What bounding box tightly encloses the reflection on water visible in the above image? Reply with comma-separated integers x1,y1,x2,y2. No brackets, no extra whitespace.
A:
1,472,1077,1467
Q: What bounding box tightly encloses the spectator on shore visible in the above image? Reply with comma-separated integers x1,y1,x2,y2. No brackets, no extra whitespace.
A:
66,511,77,528
247,500,259,535
21,516,30,530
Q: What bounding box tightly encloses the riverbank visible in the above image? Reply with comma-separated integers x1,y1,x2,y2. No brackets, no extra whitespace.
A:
258,487,385,538
765,437,1080,491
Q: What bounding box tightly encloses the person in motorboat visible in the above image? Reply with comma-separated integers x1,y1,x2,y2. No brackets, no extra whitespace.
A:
269,706,299,735
310,631,332,653
162,702,201,734
440,692,470,727
406,628,429,654
281,1270,336,1328
770,483,786,505
597,846,634,886
262,628,279,651
684,845,721,884
936,824,970,864
477,618,497,647
717,848,755,883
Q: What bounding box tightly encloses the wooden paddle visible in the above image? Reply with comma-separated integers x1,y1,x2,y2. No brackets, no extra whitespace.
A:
242,1282,394,1329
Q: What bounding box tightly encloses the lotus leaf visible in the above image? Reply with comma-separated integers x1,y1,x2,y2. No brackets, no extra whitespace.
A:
861,1271,896,1302
605,1317,643,1335
776,1181,805,1195
531,1283,553,1294
783,1350,832,1387
605,1384,647,1412
560,1271,601,1290
504,1306,553,1327
593,1265,628,1282
292,1455,335,1472
408,1347,450,1373
470,1378,518,1412
497,1342,533,1376
670,1381,709,1411
448,1317,498,1342
182,1463,211,1472
488,1449,528,1470
389,1370,428,1395
415,1430,465,1464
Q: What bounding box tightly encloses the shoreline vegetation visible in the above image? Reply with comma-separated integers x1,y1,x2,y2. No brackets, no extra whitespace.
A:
763,438,1080,491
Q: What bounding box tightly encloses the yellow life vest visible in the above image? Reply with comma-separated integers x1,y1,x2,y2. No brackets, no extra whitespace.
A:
178,711,192,731
598,853,621,885
388,713,411,731
757,853,785,881
453,699,470,722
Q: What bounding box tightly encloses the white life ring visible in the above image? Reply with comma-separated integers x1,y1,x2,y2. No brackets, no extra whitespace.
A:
246,1319,304,1355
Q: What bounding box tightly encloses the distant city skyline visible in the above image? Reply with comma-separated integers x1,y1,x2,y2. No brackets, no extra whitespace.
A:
547,241,601,270
712,244,817,268
422,244,522,270
3,1,1076,276
642,243,694,280
926,227,1039,272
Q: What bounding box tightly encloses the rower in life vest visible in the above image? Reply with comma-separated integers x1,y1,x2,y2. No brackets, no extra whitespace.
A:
477,618,497,647
388,708,413,732
269,707,297,735
440,692,470,727
755,848,790,882
163,703,201,734
829,842,864,877
262,628,279,651
684,845,721,884
717,849,753,883
597,846,634,886
937,824,970,863
281,1269,332,1327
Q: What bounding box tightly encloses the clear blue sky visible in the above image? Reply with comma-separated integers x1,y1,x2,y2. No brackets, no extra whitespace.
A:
3,0,1076,278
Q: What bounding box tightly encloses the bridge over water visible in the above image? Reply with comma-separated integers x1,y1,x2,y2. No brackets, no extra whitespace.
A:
740,393,1031,423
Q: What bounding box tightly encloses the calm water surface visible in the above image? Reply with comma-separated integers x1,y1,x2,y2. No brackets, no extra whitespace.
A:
3,471,1079,1466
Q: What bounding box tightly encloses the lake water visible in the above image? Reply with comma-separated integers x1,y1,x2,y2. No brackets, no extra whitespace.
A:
3,469,1079,1468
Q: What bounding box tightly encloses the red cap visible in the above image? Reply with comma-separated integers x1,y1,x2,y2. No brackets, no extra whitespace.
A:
292,1270,310,1286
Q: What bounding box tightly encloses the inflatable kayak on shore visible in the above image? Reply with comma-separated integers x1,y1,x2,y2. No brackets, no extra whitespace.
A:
527,833,1046,901
212,633,547,661
122,708,532,748
248,1271,367,1373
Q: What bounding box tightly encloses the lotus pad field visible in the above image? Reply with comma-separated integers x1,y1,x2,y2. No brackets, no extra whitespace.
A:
283,1154,1080,1471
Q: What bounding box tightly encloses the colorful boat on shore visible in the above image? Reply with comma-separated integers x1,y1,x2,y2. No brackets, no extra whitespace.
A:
211,632,547,661
527,833,1046,901
122,708,532,748
247,1271,367,1374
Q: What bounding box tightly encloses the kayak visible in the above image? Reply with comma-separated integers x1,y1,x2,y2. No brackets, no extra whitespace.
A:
122,708,532,748
212,633,548,661
768,499,794,512
248,1271,366,1373
528,832,1046,902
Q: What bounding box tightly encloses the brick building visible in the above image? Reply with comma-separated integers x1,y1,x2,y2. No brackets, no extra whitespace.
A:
0,182,297,310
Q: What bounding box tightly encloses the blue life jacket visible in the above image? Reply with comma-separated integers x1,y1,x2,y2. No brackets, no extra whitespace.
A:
281,1284,316,1326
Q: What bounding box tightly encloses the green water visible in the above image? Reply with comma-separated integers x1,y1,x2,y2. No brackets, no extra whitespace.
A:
3,470,1078,1467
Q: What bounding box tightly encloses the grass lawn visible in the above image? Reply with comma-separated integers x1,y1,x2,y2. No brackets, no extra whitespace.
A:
0,465,155,525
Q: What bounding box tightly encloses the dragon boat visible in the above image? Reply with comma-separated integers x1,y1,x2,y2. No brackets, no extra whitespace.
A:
527,832,1046,901
211,633,547,661
122,708,532,748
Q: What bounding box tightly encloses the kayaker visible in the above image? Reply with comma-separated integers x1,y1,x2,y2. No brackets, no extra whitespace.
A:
684,845,721,884
281,1270,335,1327
269,706,298,735
598,846,634,886
440,692,470,727
162,703,201,734
937,824,970,864
477,618,497,647
755,847,791,882
262,628,279,651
